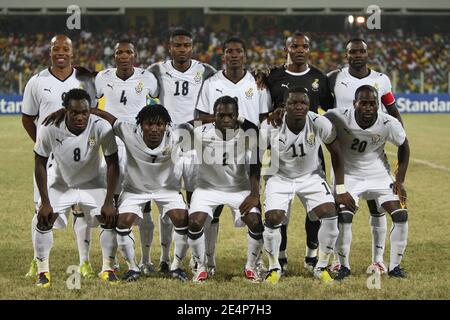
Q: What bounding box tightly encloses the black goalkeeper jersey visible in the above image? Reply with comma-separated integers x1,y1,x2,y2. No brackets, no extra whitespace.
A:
267,65,334,112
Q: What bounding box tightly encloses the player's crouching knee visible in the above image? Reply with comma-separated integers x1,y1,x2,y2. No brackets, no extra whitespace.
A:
36,223,53,233
264,210,285,228
174,226,188,235
391,208,408,223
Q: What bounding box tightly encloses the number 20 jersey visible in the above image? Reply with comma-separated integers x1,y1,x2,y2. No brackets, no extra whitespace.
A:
324,108,406,178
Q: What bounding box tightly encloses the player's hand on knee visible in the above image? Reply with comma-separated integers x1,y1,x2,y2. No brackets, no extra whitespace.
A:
335,192,356,212
38,203,54,228
239,194,260,215
268,107,285,127
42,108,66,127
393,181,407,208
101,203,118,227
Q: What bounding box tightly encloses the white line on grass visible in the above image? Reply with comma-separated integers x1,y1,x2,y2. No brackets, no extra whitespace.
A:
386,151,450,173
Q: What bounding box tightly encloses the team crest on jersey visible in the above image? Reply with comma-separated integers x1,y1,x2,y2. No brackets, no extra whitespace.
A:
373,82,380,91
135,81,144,94
161,146,171,156
311,79,320,91
88,137,96,147
372,134,382,144
194,71,202,84
306,133,315,146
245,87,254,100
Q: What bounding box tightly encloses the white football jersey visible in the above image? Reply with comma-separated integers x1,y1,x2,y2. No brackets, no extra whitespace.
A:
148,60,216,125
22,68,94,134
34,115,117,188
113,120,183,193
261,112,336,180
95,67,158,123
328,67,395,111
196,71,271,126
324,108,406,177
194,123,256,192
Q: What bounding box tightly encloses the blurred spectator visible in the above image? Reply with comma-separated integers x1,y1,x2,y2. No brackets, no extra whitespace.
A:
0,28,448,94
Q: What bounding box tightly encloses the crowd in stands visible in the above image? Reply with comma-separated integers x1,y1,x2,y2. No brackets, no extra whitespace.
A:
1,27,448,94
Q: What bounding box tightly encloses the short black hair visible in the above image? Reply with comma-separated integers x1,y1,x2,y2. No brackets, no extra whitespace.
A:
291,32,310,43
61,88,91,108
170,28,192,40
114,39,135,49
213,96,239,114
346,38,367,48
284,86,310,104
222,36,246,53
136,104,172,126
354,85,378,100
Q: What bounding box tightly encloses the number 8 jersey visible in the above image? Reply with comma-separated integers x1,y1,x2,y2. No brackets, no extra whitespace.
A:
34,115,118,188
324,107,406,177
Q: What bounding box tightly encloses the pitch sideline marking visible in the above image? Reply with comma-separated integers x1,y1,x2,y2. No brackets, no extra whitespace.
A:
386,151,450,173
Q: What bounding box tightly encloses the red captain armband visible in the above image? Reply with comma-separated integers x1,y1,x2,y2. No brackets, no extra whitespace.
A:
381,92,395,106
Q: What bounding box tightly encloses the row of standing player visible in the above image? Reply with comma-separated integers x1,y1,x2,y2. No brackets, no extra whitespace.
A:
22,29,408,286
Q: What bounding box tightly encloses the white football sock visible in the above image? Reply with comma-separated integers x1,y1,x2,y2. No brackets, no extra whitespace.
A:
389,222,408,270
336,222,352,269
246,231,263,269
34,228,53,273
138,210,154,265
370,214,387,263
188,232,205,271
31,214,38,259
316,216,339,269
117,229,139,272
205,220,219,268
73,216,91,265
159,216,173,263
263,226,281,270
171,228,189,271
100,228,118,272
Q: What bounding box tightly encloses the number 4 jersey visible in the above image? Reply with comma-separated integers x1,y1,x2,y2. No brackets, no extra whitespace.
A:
34,115,118,188
95,67,159,123
324,107,406,178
